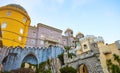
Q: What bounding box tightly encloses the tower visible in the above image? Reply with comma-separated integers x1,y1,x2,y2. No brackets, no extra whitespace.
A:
64,28,73,37
0,4,31,48
64,28,73,46
76,32,84,39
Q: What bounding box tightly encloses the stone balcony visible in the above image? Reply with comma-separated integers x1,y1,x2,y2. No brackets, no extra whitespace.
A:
45,37,59,43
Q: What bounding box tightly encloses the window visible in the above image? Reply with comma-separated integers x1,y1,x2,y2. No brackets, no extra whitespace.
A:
33,31,36,33
18,36,22,41
23,17,27,23
40,40,44,45
20,28,24,34
84,44,87,49
40,34,44,38
58,39,61,42
6,11,11,16
31,40,35,44
1,22,7,28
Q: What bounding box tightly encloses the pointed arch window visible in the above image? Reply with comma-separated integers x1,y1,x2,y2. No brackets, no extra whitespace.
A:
20,28,24,34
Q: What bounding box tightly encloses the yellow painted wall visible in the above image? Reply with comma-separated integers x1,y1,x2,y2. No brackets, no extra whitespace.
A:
0,5,30,48
77,40,120,73
98,42,120,73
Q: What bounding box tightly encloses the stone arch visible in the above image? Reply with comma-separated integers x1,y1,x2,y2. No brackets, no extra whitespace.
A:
78,64,88,73
2,55,9,66
20,52,39,68
2,53,18,71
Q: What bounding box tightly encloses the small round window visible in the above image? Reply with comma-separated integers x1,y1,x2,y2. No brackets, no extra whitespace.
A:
6,11,11,16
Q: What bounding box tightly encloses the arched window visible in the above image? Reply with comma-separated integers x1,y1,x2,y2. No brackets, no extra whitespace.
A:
78,64,88,73
84,44,87,49
1,22,7,28
20,28,24,34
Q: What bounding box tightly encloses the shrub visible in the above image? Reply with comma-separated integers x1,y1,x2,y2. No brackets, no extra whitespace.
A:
106,54,120,73
60,65,77,73
58,53,64,65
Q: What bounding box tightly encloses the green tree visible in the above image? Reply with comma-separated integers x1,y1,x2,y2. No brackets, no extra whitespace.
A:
106,59,112,72
106,54,120,73
21,62,25,68
58,53,64,65
64,46,71,52
38,61,52,73
64,46,75,59
60,65,77,73
113,54,120,65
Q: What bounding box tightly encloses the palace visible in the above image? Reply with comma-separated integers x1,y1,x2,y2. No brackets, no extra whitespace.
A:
0,4,120,73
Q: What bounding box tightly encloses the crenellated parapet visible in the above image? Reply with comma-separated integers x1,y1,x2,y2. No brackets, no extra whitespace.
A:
79,35,104,43
79,35,95,42
94,36,104,43
0,46,64,71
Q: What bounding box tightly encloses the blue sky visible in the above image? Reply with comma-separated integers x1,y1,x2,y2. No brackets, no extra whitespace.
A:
0,0,120,43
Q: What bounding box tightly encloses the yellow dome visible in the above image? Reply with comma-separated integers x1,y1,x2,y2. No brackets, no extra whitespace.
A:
0,4,31,48
6,4,27,13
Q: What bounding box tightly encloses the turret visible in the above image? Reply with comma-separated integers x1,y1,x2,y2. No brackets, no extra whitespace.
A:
76,32,84,39
64,28,73,37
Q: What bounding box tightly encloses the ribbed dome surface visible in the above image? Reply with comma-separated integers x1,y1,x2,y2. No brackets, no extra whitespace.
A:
7,4,27,13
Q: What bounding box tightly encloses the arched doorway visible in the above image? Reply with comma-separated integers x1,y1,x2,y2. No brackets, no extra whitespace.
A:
78,64,88,73
21,54,38,70
2,56,9,71
2,53,18,71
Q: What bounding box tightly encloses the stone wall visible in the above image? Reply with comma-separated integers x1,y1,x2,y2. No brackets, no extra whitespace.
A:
63,43,104,73
0,46,64,71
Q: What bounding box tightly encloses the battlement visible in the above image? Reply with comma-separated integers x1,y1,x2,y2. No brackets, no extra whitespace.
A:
79,35,104,43
64,47,99,64
0,46,64,71
94,36,104,43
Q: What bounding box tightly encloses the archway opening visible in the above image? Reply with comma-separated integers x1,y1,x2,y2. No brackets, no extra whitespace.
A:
78,64,88,73
21,54,38,71
2,53,17,71
2,56,8,64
